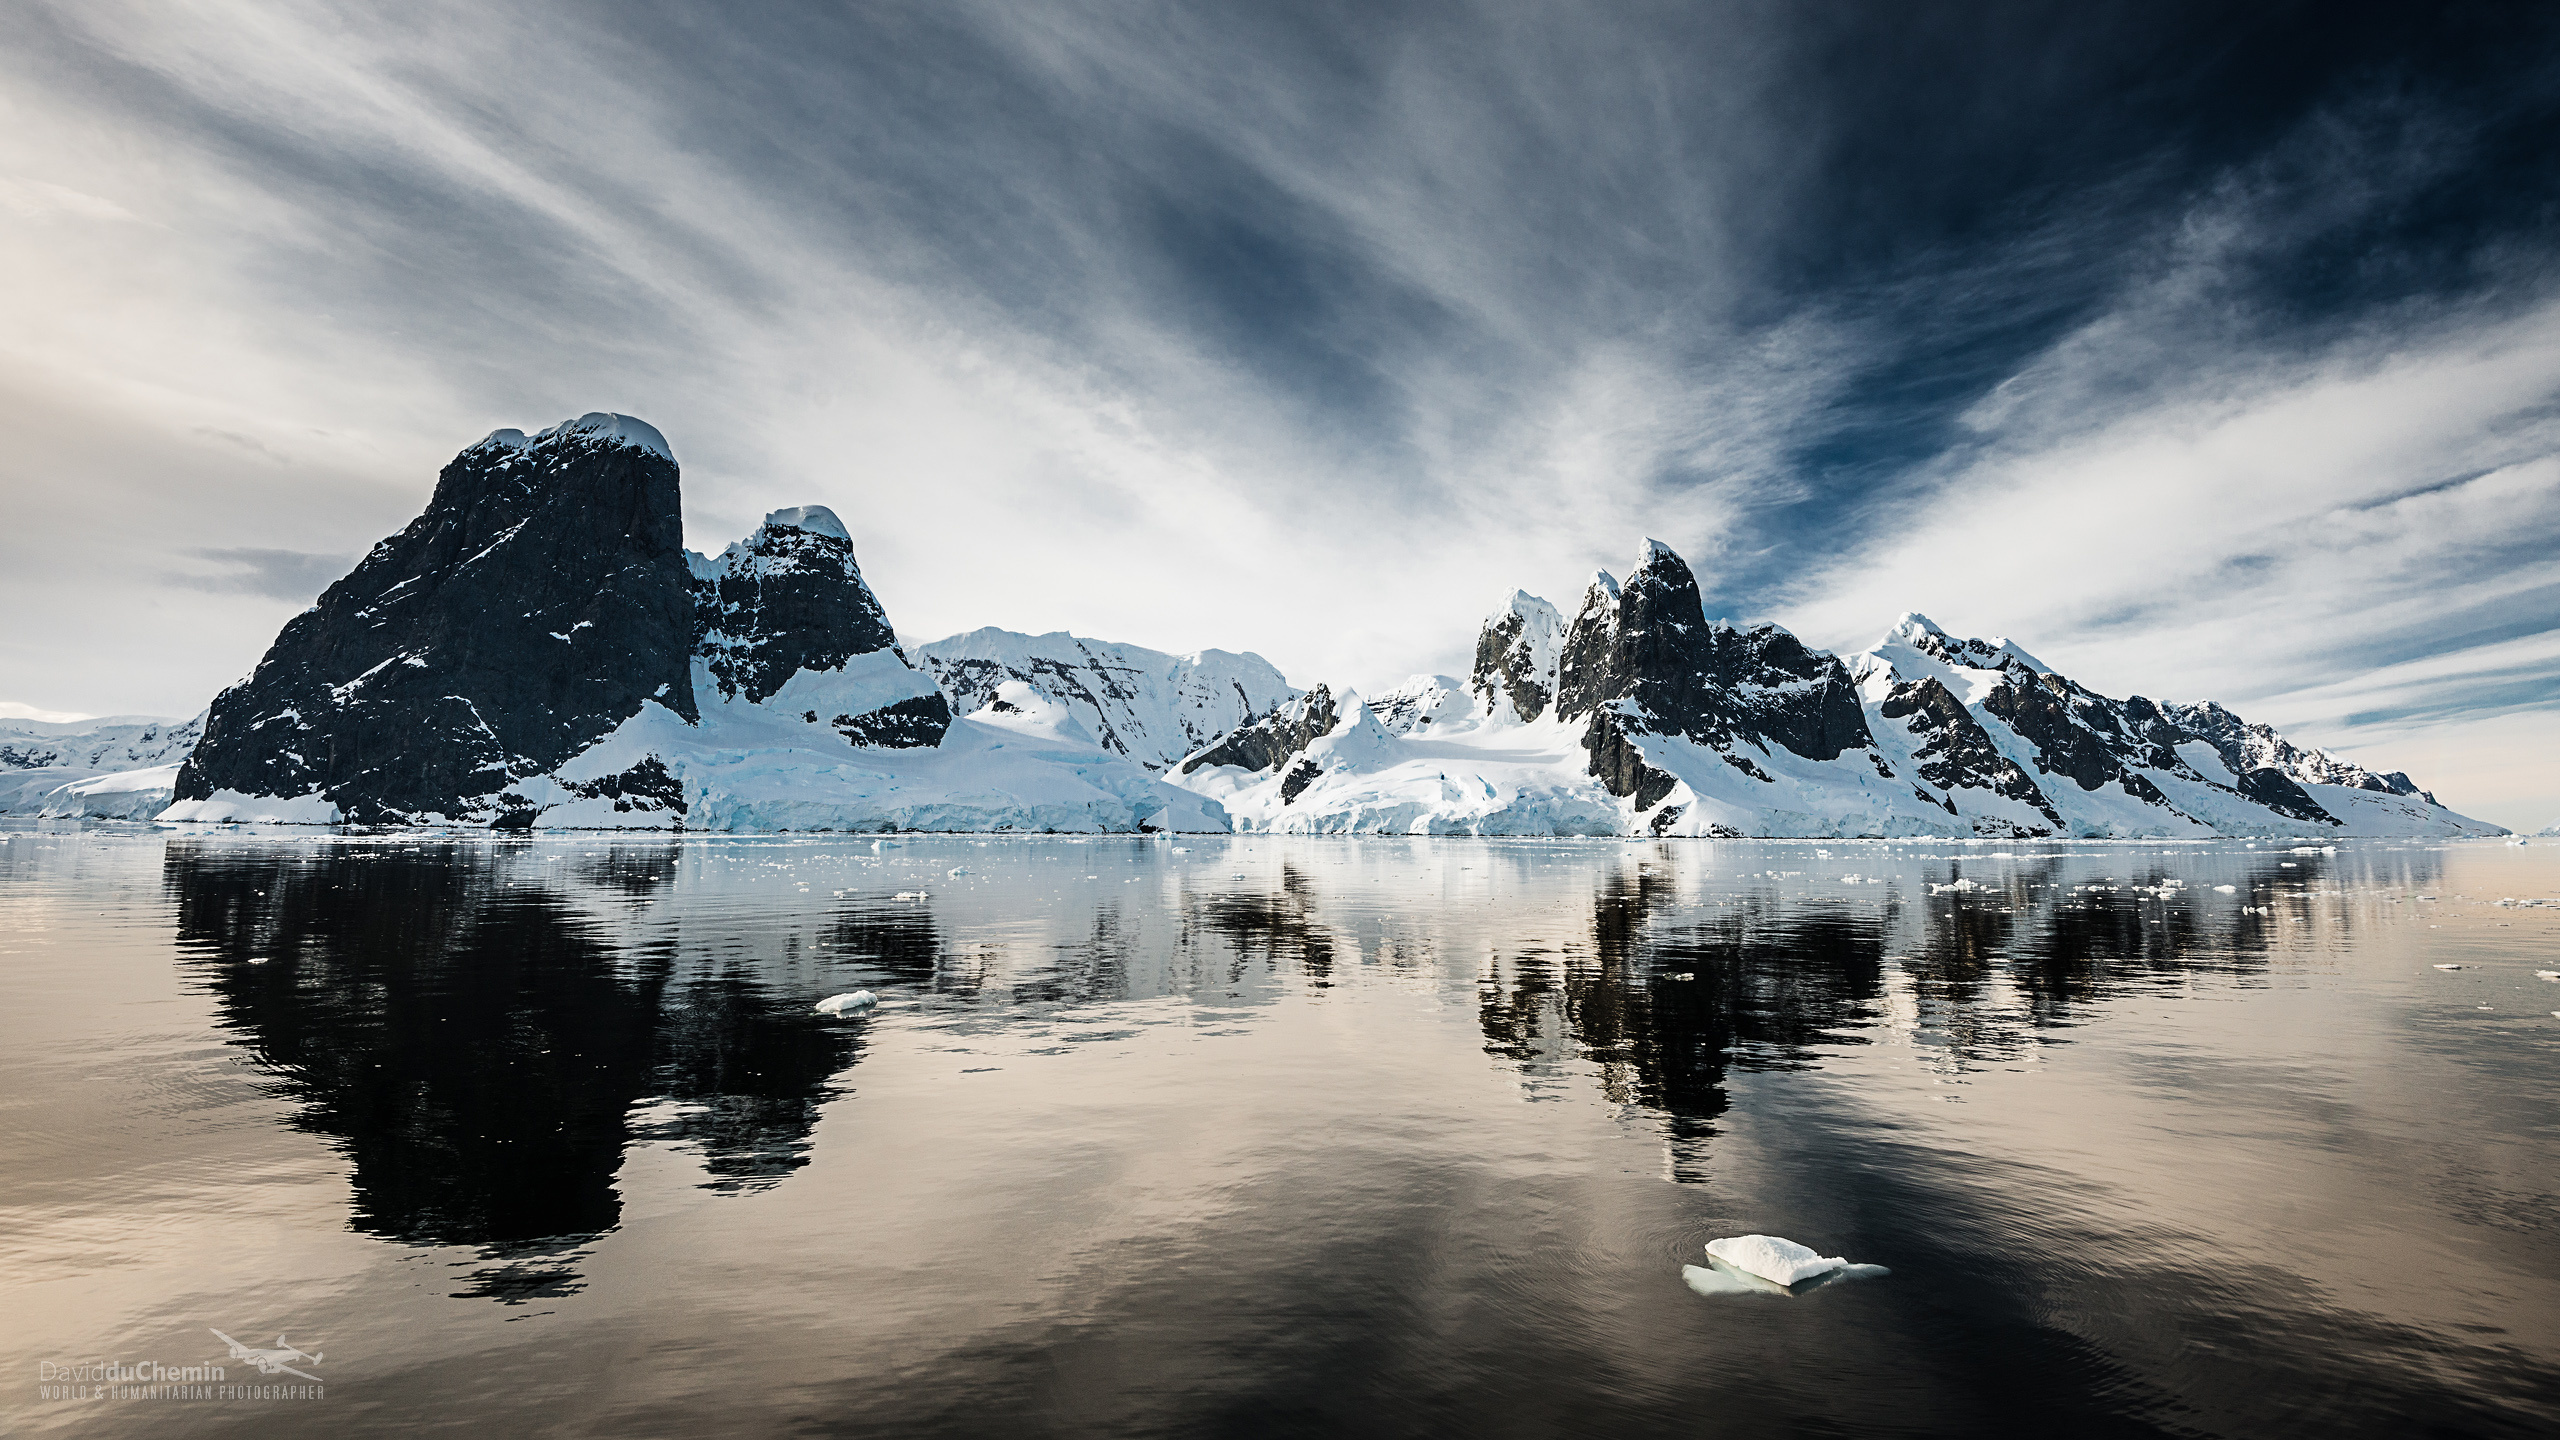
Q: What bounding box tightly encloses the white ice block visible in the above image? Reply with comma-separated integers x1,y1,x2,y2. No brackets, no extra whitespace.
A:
1704,1234,1846,1287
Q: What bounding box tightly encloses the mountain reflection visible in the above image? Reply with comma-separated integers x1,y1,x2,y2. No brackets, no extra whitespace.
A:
163,839,874,1299
157,833,2438,1274
1476,844,2419,1178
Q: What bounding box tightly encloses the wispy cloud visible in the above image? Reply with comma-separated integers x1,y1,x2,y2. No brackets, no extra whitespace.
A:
0,0,2553,821
177,548,353,603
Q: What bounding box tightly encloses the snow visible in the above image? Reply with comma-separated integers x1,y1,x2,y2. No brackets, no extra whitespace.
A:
761,505,849,540
539,412,672,460
23,763,184,819
1,712,205,818
159,789,346,824
915,628,1297,770
1704,1234,1848,1287
1370,674,1476,735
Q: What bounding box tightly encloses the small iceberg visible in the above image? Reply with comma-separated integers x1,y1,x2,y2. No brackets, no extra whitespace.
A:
2535,971,2558,981
814,991,877,1015
1685,1235,1890,1299
2433,964,2465,971
873,839,902,851
893,890,928,901
947,866,971,877
1705,1233,1846,1287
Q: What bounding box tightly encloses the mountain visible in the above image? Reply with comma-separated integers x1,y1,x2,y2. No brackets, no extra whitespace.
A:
1172,539,2503,839
914,630,1296,770
160,416,1223,832
0,711,204,818
174,413,698,823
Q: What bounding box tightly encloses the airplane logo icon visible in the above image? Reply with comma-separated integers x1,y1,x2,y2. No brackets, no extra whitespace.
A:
208,1330,324,1383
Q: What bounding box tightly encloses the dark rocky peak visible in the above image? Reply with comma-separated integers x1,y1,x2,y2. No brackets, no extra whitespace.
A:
1179,685,1340,774
692,505,902,705
1554,539,1871,763
176,413,697,823
1469,589,1564,722
2163,700,2427,800
1879,677,2058,828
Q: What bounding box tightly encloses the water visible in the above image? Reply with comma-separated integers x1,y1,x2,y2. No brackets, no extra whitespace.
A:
4,826,2555,1438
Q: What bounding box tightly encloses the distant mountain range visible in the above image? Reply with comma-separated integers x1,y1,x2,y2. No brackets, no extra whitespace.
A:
1181,544,2495,838
0,415,2508,836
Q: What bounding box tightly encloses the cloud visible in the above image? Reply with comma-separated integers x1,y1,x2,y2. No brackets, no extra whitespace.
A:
0,174,140,222
0,701,96,723
178,548,354,603
0,0,2552,820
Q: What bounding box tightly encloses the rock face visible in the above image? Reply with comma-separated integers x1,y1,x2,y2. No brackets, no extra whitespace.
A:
2165,699,2431,800
915,630,1294,769
1179,685,1341,775
1173,542,2503,839
1552,542,1872,769
1544,541,1873,806
175,414,697,823
1471,592,1564,723
162,416,1220,832
692,507,951,749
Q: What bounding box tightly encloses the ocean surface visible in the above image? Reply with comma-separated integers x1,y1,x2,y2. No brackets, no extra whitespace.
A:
3,825,2555,1438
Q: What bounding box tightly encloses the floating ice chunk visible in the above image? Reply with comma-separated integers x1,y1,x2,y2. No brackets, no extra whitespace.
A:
1683,1256,1889,1299
2536,971,2558,981
814,991,876,1014
947,867,971,877
2433,964,2464,970
873,840,901,852
1704,1234,1846,1287
2214,885,2236,893
893,890,928,901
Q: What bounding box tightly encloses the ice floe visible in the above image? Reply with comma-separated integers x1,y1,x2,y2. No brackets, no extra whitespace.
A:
814,991,877,1015
1704,1233,1847,1287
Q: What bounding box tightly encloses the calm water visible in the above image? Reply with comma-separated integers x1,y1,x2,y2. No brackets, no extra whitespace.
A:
3,826,2556,1438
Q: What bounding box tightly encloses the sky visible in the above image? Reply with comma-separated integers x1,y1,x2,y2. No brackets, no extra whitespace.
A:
2,0,2556,828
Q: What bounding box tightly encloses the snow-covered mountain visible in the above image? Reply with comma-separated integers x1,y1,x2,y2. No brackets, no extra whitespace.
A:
160,416,1223,832
18,419,2504,839
1,712,204,772
915,630,1296,770
0,711,204,818
1172,540,2503,839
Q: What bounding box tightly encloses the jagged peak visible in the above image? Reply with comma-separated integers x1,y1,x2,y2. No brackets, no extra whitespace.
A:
761,505,849,540
1875,612,2046,674
1626,538,1701,590
1497,588,1561,623
1587,569,1621,601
